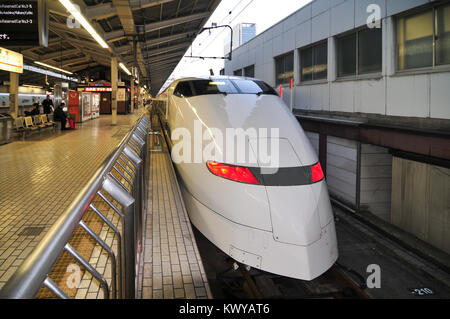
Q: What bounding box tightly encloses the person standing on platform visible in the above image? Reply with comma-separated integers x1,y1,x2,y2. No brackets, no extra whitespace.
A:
54,102,69,130
42,95,54,114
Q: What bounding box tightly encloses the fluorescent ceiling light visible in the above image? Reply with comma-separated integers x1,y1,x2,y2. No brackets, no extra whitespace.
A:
119,63,131,76
34,61,73,75
59,0,109,49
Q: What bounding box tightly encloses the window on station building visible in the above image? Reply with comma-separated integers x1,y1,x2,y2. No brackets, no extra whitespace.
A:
275,52,294,85
233,69,243,76
244,65,255,78
300,42,328,82
337,28,382,77
397,3,450,70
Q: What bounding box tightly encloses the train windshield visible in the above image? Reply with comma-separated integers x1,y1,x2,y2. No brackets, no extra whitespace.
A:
174,79,278,97
231,79,277,96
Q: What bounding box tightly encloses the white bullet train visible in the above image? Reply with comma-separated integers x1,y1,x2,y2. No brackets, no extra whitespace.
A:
155,76,338,280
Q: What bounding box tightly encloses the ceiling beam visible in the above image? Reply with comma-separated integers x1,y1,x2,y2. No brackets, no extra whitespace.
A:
112,0,148,79
104,12,209,43
85,2,117,20
150,60,180,70
49,29,111,73
38,49,81,62
70,63,103,73
49,20,92,40
143,31,194,49
61,56,91,67
104,29,126,42
130,0,174,10
150,65,177,77
147,50,184,64
144,12,211,33
145,42,190,57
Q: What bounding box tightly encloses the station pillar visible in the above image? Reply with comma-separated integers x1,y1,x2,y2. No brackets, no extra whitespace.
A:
111,57,118,125
137,85,140,109
9,72,19,118
131,79,135,112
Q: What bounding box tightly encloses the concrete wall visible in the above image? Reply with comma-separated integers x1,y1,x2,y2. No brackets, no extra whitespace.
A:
326,136,357,206
360,144,393,221
391,157,450,254
225,0,450,120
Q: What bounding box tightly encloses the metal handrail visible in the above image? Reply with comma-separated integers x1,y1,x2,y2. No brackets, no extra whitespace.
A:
0,114,149,299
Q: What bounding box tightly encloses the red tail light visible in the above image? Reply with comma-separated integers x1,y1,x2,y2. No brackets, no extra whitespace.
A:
311,162,324,183
207,161,260,185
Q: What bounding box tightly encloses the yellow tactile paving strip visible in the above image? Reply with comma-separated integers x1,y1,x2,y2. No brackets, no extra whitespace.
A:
0,113,142,292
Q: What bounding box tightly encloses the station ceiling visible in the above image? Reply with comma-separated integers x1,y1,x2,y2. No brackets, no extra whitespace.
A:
6,0,221,96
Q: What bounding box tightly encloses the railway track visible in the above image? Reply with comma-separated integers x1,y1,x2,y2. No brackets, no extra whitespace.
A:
226,261,371,299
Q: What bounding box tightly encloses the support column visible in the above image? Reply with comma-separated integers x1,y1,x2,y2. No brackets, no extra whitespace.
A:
111,57,118,125
9,72,19,118
136,84,140,109
130,78,135,112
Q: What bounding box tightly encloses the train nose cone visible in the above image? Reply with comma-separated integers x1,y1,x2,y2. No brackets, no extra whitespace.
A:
249,138,323,246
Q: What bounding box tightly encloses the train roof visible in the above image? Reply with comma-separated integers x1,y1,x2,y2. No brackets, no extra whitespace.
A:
169,75,258,86
157,75,259,97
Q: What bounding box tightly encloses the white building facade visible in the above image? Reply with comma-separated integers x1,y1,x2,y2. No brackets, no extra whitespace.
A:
225,0,450,255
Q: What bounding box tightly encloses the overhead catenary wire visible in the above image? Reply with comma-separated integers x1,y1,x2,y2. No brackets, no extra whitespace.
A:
159,0,251,92
175,0,255,71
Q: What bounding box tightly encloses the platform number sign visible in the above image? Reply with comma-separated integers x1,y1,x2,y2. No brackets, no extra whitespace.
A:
410,288,435,296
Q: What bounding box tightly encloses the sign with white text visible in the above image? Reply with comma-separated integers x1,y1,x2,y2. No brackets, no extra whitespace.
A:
0,0,48,47
0,46,23,73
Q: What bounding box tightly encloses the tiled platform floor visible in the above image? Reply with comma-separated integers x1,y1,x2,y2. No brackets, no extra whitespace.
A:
137,131,211,299
0,112,143,290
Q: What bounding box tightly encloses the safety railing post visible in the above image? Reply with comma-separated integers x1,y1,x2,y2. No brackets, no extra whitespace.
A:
123,145,144,276
102,175,136,299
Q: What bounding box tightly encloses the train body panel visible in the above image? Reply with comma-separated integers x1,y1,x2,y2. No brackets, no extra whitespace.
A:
181,181,338,280
158,76,339,280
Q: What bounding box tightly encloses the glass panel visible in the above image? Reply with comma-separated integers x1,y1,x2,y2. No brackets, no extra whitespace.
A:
284,52,294,82
190,80,238,96
338,33,357,77
174,82,193,97
231,80,277,96
358,28,382,74
275,52,294,85
436,4,450,66
275,56,284,85
244,65,255,78
397,10,433,70
233,69,242,76
313,42,328,80
301,47,313,81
